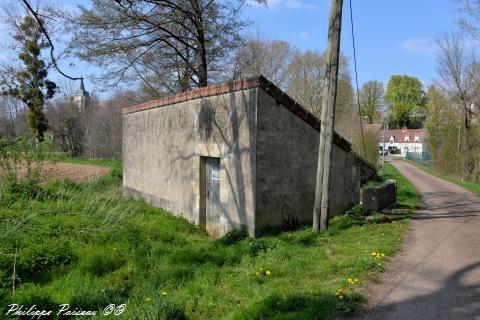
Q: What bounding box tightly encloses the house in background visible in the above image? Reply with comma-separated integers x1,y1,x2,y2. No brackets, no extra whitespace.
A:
122,76,376,238
365,124,428,156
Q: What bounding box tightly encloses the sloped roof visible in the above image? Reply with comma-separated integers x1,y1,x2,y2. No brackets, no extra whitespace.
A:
123,75,376,175
382,128,428,143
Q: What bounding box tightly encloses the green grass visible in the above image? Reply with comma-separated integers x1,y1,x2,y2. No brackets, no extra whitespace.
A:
403,159,480,195
48,155,122,171
0,161,419,319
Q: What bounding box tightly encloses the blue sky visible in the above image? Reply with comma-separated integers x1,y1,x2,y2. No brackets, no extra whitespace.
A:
0,0,464,97
244,0,462,88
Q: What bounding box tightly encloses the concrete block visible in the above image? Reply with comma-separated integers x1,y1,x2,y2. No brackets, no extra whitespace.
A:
363,180,397,213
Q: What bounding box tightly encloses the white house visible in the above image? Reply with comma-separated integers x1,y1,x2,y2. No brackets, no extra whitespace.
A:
380,128,428,156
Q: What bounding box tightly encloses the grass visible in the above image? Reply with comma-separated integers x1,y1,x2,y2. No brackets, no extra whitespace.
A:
48,155,122,171
402,159,480,195
0,162,419,319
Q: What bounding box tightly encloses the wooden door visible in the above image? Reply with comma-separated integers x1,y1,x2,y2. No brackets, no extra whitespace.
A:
205,157,220,236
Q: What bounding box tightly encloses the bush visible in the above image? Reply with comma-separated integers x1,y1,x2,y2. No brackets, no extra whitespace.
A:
16,240,75,283
0,137,52,204
216,229,248,246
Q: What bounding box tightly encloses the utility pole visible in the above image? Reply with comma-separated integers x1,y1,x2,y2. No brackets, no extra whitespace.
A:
382,123,386,170
313,0,343,232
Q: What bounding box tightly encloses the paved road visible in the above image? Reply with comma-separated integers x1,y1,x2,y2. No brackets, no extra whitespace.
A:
352,159,480,320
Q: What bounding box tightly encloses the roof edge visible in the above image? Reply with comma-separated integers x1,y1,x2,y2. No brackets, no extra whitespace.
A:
121,75,374,163
122,76,260,115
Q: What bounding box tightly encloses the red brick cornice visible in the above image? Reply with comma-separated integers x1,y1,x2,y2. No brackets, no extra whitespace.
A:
122,75,358,156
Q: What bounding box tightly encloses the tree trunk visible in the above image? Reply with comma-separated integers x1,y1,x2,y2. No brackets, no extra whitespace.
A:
191,0,208,87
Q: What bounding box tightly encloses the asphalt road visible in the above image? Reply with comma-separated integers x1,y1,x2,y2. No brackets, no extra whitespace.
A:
351,159,480,320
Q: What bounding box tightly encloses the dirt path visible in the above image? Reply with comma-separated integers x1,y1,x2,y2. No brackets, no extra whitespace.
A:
351,159,480,320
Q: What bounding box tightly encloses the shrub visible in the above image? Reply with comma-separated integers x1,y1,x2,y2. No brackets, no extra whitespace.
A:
0,137,52,204
215,229,248,246
16,240,75,283
248,239,275,258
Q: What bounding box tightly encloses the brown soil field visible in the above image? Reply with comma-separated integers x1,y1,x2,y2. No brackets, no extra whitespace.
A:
39,162,111,182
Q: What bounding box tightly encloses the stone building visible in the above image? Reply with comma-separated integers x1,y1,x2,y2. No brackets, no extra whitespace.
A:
72,78,90,110
122,76,376,237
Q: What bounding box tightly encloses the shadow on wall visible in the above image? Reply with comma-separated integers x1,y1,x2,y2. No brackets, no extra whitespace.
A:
350,261,480,320
169,88,256,236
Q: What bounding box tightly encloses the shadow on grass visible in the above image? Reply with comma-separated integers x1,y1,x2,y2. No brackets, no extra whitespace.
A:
232,292,360,320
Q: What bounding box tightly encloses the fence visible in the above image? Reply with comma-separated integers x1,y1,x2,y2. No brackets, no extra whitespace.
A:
406,152,431,167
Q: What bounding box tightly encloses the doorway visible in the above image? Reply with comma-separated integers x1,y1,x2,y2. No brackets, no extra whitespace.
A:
200,157,220,236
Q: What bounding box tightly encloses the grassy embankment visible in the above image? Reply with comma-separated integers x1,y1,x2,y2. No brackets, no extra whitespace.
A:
0,161,418,319
403,159,480,195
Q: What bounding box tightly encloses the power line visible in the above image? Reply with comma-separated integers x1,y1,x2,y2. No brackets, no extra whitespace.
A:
349,0,367,159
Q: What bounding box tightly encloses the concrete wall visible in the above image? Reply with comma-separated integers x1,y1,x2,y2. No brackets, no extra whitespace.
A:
123,89,258,237
255,88,361,232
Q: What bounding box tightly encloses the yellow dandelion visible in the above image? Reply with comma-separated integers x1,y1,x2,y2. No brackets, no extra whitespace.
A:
381,253,385,257
161,291,168,295
339,295,344,300
371,252,377,256
255,271,260,276
266,270,271,276
260,267,264,271
354,279,358,282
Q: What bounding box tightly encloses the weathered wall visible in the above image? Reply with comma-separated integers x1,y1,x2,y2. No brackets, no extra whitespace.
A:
255,88,361,232
123,88,258,237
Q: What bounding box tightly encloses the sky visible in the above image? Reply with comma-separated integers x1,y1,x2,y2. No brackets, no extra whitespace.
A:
243,0,462,88
0,0,466,97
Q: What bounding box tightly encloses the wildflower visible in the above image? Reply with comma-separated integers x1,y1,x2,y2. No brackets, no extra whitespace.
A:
339,295,344,300
255,271,260,276
381,253,385,257
259,267,264,271
161,291,168,295
371,252,377,256
266,270,271,276
145,298,151,302
354,279,358,283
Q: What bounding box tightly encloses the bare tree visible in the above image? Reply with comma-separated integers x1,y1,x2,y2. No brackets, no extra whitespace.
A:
436,32,477,178
0,96,29,137
359,80,384,124
232,38,296,89
61,0,264,92
84,91,140,160
46,97,85,157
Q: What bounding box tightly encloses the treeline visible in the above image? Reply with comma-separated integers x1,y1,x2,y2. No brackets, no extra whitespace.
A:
0,0,382,164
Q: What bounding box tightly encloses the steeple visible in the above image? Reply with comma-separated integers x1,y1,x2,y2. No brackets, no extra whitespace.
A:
72,77,90,110
80,77,85,92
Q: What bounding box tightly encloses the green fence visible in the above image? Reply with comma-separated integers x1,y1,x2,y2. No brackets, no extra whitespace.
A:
406,152,431,167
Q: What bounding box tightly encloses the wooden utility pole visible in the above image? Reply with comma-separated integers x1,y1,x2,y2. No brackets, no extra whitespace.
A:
313,0,344,232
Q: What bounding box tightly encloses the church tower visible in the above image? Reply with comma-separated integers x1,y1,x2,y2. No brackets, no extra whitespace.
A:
72,78,90,110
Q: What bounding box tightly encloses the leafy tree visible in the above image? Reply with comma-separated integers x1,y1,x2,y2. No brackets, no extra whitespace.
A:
384,75,426,128
425,85,463,175
360,80,384,124
0,15,56,142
